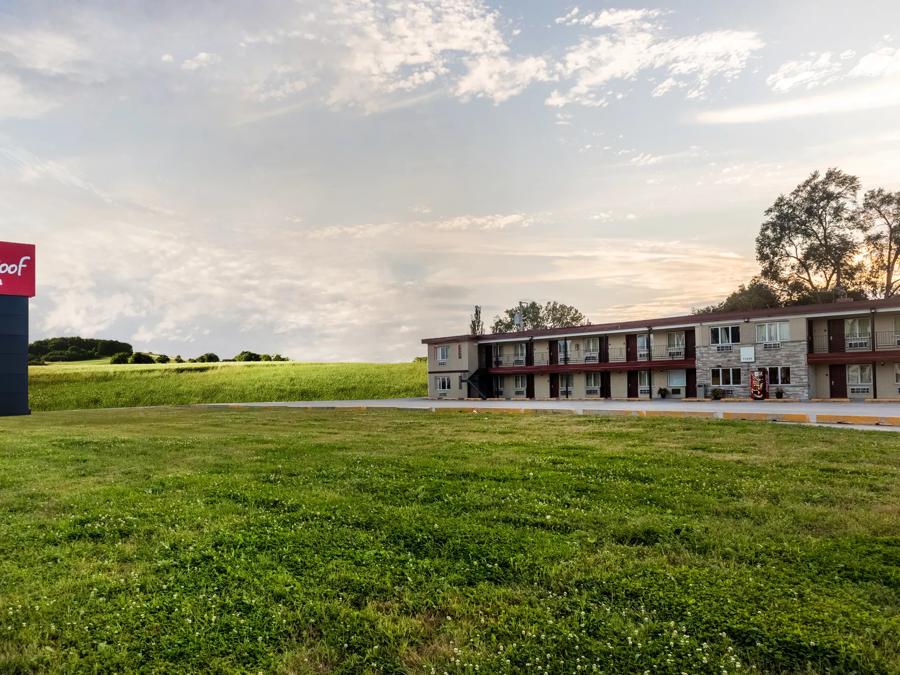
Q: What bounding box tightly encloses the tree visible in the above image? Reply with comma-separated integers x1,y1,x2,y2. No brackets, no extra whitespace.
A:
196,353,220,363
858,187,900,298
129,352,155,364
694,278,782,314
234,350,262,362
491,301,587,333
469,305,484,336
756,168,866,302
155,354,171,364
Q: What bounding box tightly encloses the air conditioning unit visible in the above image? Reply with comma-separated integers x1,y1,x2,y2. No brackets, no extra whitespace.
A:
715,344,733,352
514,389,525,396
668,349,684,359
513,358,525,365
762,342,781,350
585,388,599,395
584,354,598,362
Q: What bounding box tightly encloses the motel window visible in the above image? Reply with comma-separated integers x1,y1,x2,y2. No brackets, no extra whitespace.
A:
493,375,504,395
585,373,601,387
493,344,504,358
767,367,791,385
845,318,870,338
668,370,686,387
514,343,526,358
848,364,872,385
558,339,575,361
514,375,527,393
457,344,462,359
436,345,449,365
710,325,740,345
756,321,789,345
586,337,599,354
637,334,649,360
638,370,650,395
711,368,742,386
560,373,574,393
435,376,451,391
667,332,685,357
895,316,900,337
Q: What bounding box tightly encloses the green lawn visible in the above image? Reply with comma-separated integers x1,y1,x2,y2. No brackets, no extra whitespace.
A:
0,408,898,673
28,360,427,411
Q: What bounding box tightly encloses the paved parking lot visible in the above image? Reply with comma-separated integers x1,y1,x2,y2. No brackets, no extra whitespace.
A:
214,397,900,430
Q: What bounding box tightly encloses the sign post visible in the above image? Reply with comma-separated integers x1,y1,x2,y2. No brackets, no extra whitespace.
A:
0,241,36,416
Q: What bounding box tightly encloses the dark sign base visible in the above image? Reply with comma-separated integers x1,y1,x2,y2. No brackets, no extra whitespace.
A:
0,295,29,416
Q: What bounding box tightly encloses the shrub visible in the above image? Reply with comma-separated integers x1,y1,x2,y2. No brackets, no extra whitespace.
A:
155,354,171,364
711,388,724,400
234,351,262,362
657,387,670,398
174,355,184,363
260,354,272,361
129,352,156,365
196,353,220,363
110,352,130,364
271,354,289,362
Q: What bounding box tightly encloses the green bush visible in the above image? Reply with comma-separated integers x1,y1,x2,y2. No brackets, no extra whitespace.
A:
155,354,171,364
109,352,130,365
129,352,156,365
234,351,262,362
196,353,220,363
28,337,133,361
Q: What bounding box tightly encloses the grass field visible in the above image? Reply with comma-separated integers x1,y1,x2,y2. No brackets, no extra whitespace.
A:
28,360,427,412
0,408,897,673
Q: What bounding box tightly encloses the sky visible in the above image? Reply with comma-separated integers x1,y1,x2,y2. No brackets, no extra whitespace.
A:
2,0,900,361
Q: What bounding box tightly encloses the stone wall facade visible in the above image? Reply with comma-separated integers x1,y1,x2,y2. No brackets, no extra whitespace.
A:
695,340,810,400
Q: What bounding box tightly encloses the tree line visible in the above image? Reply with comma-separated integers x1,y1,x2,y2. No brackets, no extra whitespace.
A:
469,168,899,333
28,337,289,365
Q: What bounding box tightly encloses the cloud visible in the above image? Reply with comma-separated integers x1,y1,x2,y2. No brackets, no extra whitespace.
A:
454,55,550,103
765,51,851,93
849,46,900,78
0,74,57,119
305,212,533,239
698,77,900,124
547,8,763,107
161,53,174,63
0,29,87,75
181,52,221,71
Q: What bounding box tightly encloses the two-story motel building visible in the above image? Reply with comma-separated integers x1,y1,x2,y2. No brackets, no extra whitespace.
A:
423,298,900,401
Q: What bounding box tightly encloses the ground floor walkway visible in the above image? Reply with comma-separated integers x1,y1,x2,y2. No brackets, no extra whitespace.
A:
212,398,900,431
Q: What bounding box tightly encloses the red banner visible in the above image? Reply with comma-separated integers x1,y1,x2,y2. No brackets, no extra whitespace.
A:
0,241,36,297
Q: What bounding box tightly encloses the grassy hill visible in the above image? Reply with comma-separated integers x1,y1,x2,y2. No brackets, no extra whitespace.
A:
0,408,897,672
28,360,427,411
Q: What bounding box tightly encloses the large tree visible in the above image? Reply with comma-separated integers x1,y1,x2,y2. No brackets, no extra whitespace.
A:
694,277,782,314
756,168,866,302
858,187,900,298
491,301,587,333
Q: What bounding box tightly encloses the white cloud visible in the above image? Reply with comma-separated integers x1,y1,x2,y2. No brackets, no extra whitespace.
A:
244,66,309,102
161,53,174,63
181,52,221,71
698,77,900,124
454,54,550,103
766,52,848,93
0,74,57,119
0,29,86,75
548,9,763,107
849,46,900,78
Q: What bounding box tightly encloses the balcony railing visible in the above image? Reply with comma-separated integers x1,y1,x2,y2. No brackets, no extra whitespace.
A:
490,345,695,367
811,332,900,354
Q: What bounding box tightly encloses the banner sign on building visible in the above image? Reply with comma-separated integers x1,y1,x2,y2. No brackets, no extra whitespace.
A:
0,241,36,297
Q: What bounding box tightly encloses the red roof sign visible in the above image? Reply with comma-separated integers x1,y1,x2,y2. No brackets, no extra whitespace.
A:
0,241,35,297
